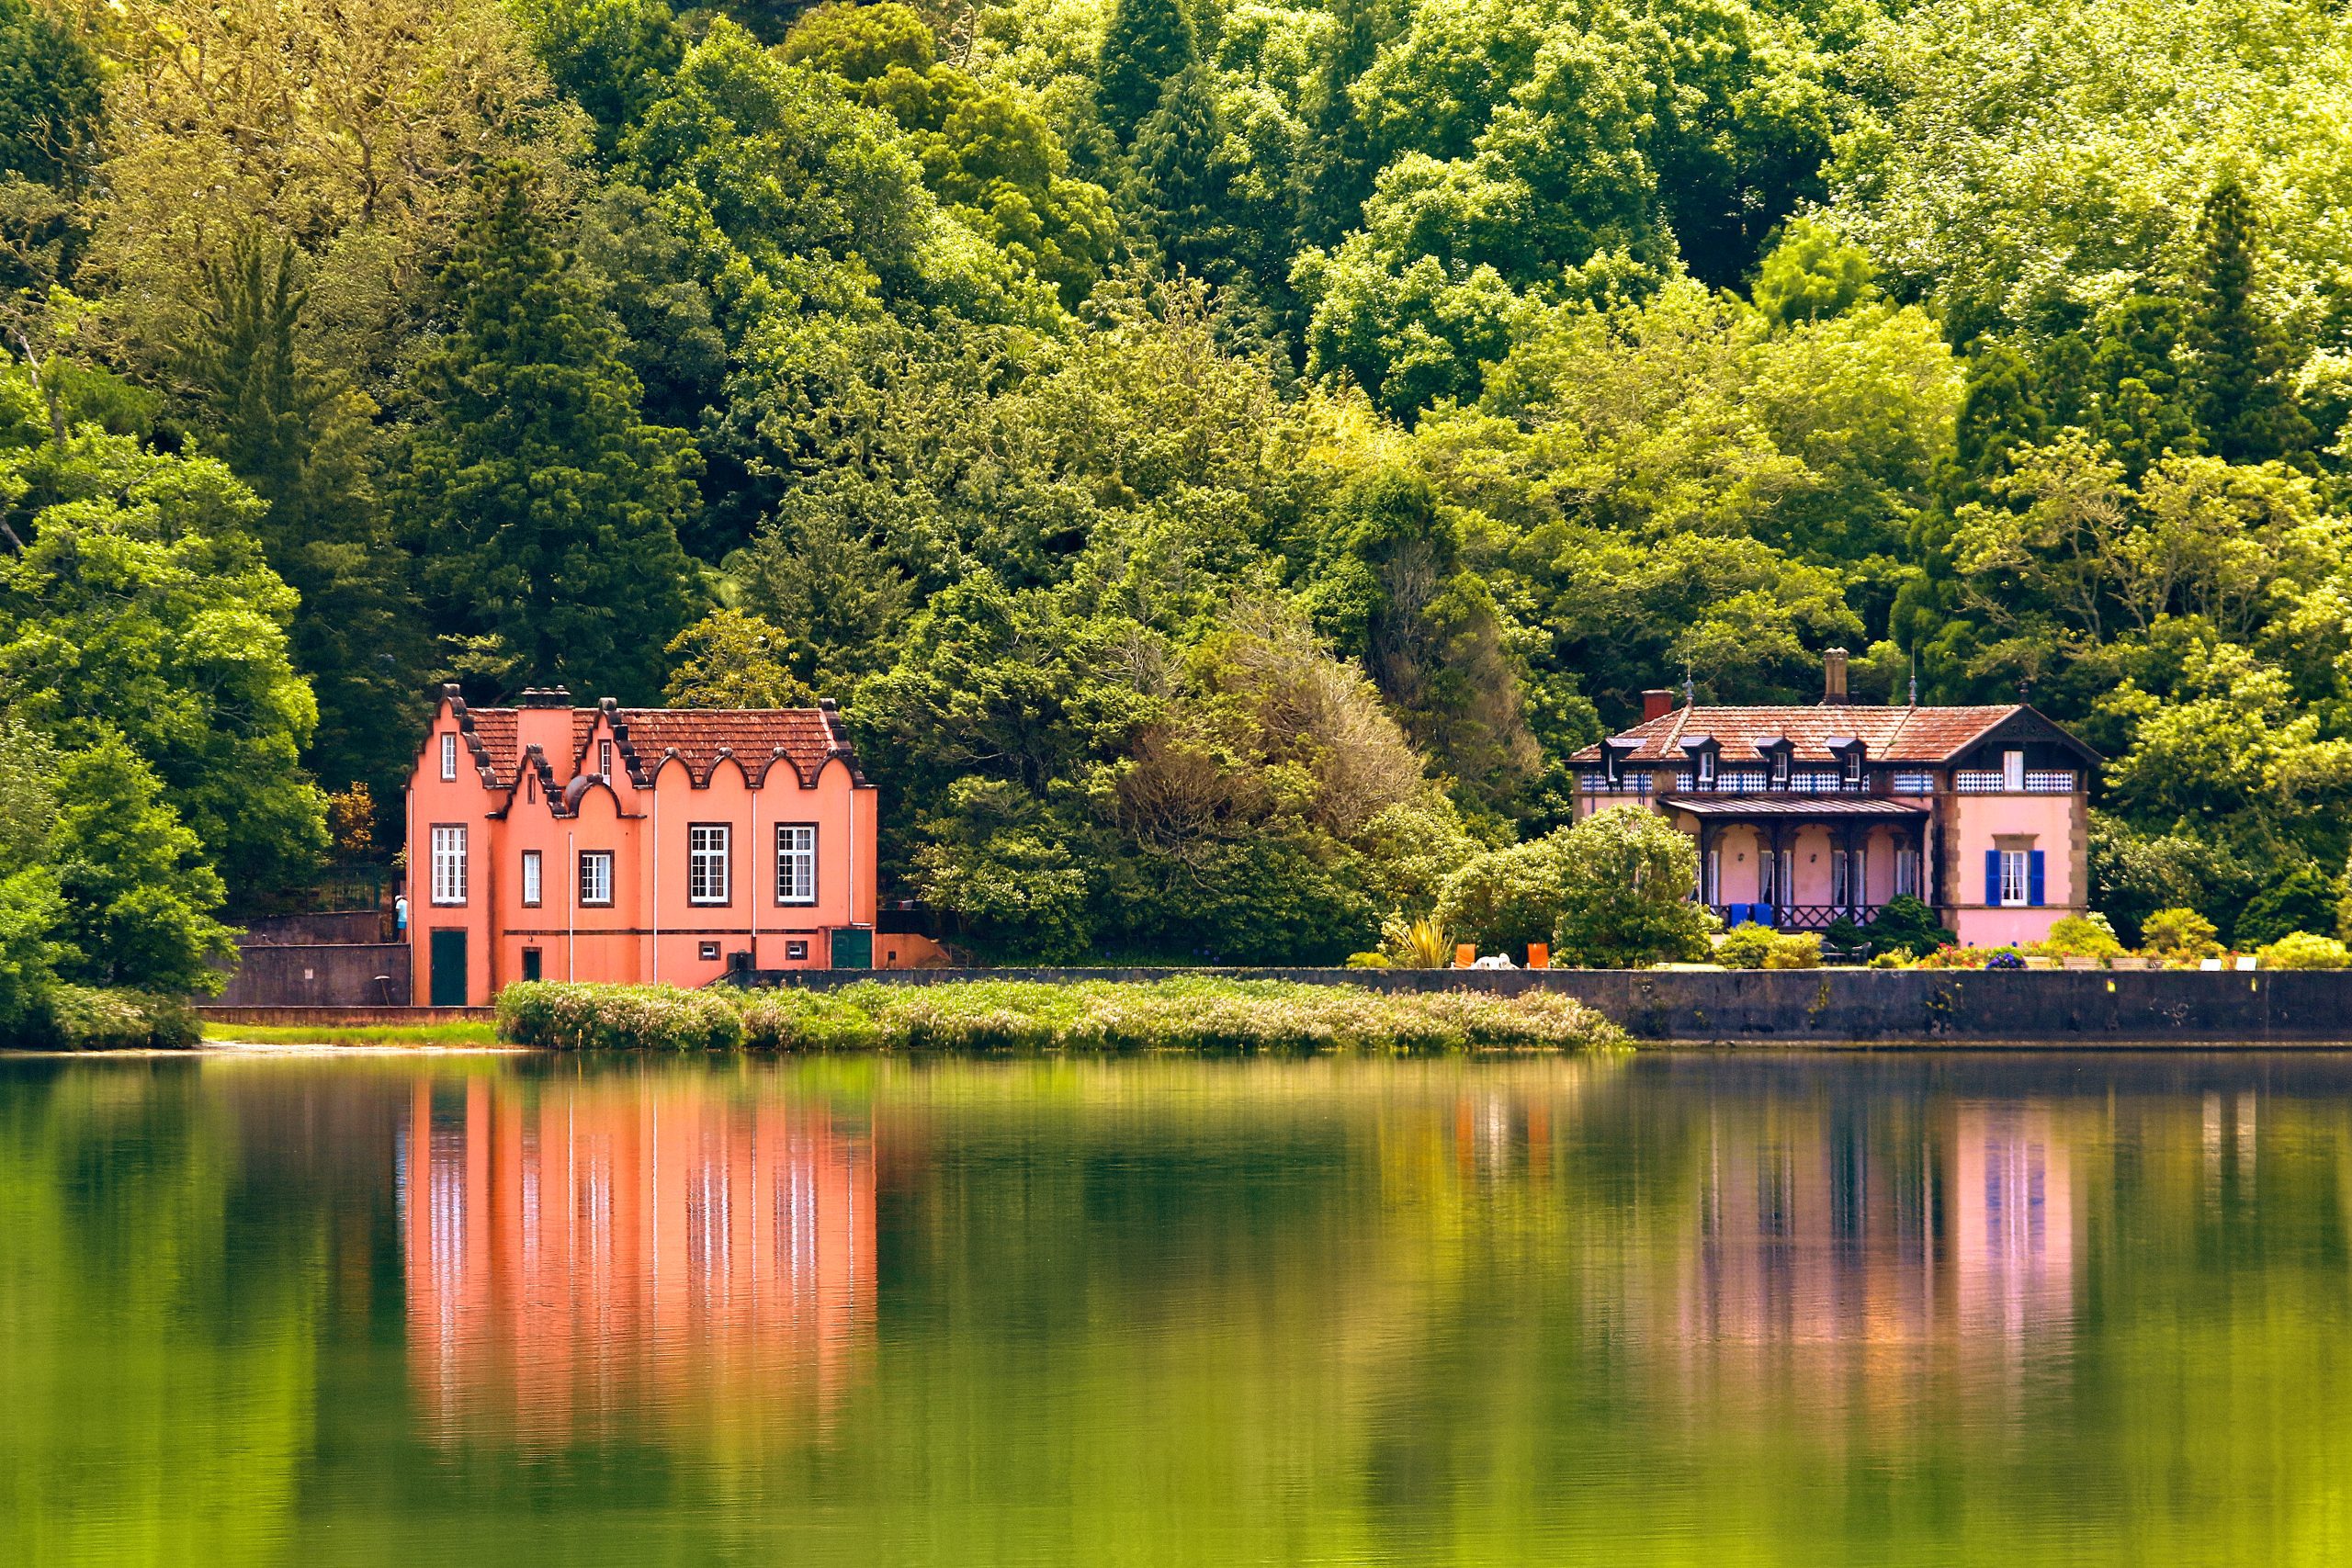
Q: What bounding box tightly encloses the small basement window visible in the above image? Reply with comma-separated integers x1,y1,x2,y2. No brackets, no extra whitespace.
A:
698,941,719,962
786,940,808,962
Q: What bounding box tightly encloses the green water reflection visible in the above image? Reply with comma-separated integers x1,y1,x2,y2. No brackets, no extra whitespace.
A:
1,1051,2347,1565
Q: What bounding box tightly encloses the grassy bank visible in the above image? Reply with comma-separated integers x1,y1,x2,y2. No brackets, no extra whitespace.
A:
496,978,1626,1055
202,1020,504,1047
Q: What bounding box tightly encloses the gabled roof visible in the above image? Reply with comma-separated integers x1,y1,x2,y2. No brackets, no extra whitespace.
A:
433,686,868,794
1572,703,2099,765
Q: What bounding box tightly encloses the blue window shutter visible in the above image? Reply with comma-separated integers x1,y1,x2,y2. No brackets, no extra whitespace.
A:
2029,851,2046,907
1984,850,2000,905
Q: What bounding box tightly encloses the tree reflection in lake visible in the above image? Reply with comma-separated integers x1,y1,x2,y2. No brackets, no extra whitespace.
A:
3,1051,2350,1566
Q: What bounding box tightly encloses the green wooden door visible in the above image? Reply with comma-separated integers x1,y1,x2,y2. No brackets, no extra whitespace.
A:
828,927,873,970
429,930,469,1006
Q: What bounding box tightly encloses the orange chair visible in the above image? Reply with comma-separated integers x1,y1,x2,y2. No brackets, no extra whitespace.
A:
1527,942,1549,970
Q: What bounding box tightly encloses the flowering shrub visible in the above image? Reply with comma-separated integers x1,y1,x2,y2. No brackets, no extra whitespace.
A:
1761,932,1822,969
503,978,1625,1054
1984,950,2028,970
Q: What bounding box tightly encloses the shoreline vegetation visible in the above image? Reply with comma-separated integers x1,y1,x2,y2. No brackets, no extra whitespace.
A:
494,978,1627,1055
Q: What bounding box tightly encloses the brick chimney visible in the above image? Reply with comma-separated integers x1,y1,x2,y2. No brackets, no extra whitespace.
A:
1823,648,1849,705
516,686,575,781
1642,688,1676,722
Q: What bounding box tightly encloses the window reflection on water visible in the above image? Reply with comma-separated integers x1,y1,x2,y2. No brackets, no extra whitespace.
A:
397,1070,876,1450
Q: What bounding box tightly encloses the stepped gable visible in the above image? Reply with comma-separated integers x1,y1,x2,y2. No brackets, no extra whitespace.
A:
1578,704,2027,764
438,688,861,788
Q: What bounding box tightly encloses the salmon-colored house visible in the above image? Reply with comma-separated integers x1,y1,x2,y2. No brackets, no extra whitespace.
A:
1570,652,2101,948
404,685,880,1005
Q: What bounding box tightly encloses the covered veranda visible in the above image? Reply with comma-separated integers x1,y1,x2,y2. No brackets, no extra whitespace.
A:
1664,795,1931,932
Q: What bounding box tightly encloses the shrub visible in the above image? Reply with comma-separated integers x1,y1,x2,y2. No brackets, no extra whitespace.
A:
2042,913,2124,959
1552,806,1715,968
1865,896,1955,959
496,981,745,1051
1984,950,2027,970
2140,907,2222,965
1913,944,1984,969
2237,864,2342,950
1434,831,1572,954
2256,932,2351,970
1762,932,1822,969
36,986,199,1050
502,977,1627,1054
1715,921,1776,970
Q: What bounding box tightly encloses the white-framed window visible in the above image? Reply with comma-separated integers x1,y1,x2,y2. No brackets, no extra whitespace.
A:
688,824,730,904
1758,849,1778,906
1842,749,1863,785
1704,849,1721,905
1831,851,1851,907
1770,750,1789,787
1895,848,1918,897
440,732,458,782
1999,849,2030,908
2002,749,2026,792
430,825,467,905
1696,750,1717,789
579,850,613,908
600,739,615,779
520,849,542,908
776,824,817,905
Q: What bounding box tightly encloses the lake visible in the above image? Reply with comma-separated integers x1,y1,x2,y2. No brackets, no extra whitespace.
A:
2,1048,2345,1565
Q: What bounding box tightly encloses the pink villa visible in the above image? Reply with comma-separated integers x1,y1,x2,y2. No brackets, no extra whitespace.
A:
1570,652,2101,948
405,685,906,1007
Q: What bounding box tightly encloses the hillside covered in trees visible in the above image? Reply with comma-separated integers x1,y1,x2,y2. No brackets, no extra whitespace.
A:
5,0,2352,964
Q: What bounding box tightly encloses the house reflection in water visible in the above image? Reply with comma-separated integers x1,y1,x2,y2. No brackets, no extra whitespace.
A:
398,1071,876,1450
1680,1100,2075,1354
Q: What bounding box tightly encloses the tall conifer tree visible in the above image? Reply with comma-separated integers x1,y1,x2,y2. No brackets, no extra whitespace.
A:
1133,64,1234,283
1095,0,1195,146
2191,172,2316,467
403,162,698,703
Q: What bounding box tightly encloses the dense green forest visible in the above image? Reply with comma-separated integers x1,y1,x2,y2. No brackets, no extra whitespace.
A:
3,0,2352,970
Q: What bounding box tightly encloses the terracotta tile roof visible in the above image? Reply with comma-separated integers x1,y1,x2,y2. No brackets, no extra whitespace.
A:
1571,704,2054,764
447,694,863,790
606,708,853,786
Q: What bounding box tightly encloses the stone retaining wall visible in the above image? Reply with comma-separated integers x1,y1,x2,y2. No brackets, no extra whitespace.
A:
213,942,413,1008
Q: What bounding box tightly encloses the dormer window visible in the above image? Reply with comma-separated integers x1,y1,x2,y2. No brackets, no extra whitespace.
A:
1679,735,1719,791
1770,750,1789,787
1826,736,1866,788
440,732,457,782
1600,738,1641,791
1755,735,1792,788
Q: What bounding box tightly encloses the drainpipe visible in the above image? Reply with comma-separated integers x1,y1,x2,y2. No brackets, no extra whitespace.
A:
567,829,576,982
650,776,660,985
749,773,759,971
